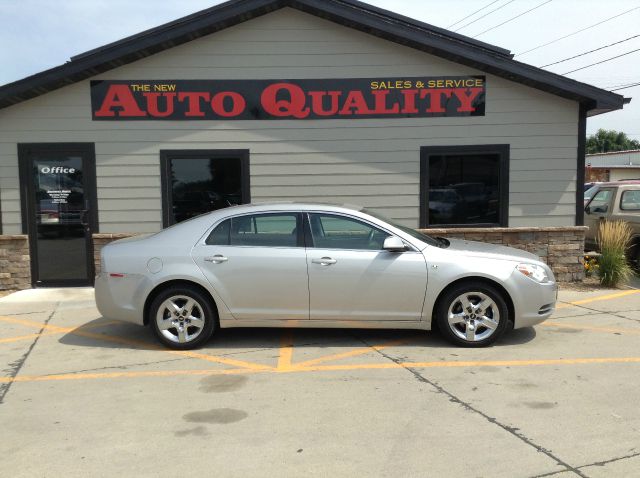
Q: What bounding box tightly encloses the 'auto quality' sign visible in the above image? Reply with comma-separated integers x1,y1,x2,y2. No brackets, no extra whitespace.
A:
90,76,485,120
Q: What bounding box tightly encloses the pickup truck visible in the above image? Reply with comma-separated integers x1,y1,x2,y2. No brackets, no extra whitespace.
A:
584,182,640,261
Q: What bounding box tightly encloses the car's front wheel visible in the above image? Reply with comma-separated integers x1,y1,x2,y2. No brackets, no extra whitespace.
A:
436,283,509,347
149,285,216,350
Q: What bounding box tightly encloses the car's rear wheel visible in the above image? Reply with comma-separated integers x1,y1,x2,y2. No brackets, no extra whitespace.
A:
149,286,216,350
436,283,509,347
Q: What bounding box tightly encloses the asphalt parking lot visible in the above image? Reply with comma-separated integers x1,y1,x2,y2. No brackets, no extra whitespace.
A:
1,287,639,478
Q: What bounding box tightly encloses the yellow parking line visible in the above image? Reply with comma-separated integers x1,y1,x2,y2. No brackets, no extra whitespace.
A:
174,350,272,371
0,320,121,344
557,289,640,309
0,367,256,384
277,330,294,371
0,330,61,344
295,338,412,368
0,316,271,371
297,356,640,373
2,355,640,384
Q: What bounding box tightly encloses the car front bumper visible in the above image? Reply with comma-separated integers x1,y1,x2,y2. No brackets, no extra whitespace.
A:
508,270,558,329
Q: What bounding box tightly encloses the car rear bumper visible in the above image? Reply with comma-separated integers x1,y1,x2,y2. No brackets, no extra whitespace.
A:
95,272,147,326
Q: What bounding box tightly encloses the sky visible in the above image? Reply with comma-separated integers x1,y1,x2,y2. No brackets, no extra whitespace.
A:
0,0,638,138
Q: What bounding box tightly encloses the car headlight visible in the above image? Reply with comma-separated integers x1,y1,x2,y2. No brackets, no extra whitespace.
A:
516,263,549,283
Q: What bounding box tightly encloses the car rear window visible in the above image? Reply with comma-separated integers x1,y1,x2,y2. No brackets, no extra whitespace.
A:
206,219,231,245
206,214,299,247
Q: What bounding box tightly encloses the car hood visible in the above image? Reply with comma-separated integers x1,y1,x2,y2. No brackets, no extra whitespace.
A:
443,238,542,263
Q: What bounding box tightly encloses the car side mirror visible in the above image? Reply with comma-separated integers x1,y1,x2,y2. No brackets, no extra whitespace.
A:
585,205,591,214
383,236,406,252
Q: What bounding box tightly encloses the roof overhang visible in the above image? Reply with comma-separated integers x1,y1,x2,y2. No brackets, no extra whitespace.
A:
0,0,627,115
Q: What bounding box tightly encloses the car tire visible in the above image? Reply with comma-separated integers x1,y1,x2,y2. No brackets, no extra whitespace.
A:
149,285,217,350
436,283,509,348
627,242,640,271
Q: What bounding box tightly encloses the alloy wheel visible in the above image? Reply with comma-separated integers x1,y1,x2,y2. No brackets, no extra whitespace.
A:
447,291,500,342
155,295,206,344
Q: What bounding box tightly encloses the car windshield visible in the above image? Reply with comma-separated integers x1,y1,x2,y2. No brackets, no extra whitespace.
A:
361,208,444,247
584,185,599,201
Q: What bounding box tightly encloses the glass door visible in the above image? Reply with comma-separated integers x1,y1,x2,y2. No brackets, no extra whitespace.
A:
19,144,98,287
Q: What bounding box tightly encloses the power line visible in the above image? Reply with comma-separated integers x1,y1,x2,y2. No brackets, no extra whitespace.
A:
540,34,640,68
610,82,640,92
563,47,640,75
515,6,640,57
448,0,503,28
473,0,553,38
604,81,640,89
610,80,640,87
453,0,517,32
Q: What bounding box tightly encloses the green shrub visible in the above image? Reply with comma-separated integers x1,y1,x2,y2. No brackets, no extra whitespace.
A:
597,221,632,287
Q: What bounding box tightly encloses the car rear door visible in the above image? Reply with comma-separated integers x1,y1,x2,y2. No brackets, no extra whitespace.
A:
192,212,309,321
305,212,427,322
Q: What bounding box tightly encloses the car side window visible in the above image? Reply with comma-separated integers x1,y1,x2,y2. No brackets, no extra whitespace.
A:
309,213,388,250
621,190,640,210
223,213,299,247
587,189,613,213
205,219,231,245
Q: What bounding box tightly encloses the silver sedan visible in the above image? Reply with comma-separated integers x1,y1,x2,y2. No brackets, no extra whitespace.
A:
95,203,557,349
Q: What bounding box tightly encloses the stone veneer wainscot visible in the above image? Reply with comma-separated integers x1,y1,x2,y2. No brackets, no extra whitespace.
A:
92,227,586,285
420,227,586,282
0,235,31,290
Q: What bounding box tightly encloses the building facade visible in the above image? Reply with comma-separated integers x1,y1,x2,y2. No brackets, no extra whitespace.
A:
0,0,627,289
586,150,640,182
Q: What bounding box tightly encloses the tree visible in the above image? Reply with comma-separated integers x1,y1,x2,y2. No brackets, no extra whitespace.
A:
586,129,640,154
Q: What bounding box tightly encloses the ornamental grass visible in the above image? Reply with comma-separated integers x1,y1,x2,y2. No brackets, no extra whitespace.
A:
596,220,632,287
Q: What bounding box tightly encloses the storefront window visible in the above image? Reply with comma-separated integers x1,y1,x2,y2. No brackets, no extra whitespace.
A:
160,150,250,226
420,145,509,227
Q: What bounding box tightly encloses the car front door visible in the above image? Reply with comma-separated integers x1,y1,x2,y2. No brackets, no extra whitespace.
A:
585,187,614,248
192,212,309,320
305,213,428,322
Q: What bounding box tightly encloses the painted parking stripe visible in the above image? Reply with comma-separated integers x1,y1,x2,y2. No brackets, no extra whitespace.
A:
556,289,640,309
0,316,272,371
0,320,121,344
277,330,294,370
1,355,640,384
0,330,62,344
2,287,640,385
294,338,412,368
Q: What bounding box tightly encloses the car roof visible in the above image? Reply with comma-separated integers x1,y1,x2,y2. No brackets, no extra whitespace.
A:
217,202,366,214
591,180,640,187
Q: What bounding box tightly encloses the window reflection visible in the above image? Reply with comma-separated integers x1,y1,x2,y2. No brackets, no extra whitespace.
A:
170,157,242,224
428,153,501,226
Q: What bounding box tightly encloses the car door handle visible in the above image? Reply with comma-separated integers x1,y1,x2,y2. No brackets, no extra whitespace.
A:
204,255,228,264
312,257,337,266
